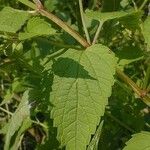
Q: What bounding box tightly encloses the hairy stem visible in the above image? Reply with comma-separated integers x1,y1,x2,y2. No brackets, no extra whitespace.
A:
79,0,91,44
116,68,150,106
34,0,90,47
39,9,90,48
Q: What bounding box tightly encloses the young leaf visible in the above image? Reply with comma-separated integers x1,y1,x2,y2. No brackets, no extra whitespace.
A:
123,131,150,150
143,16,150,49
85,10,129,22
19,17,56,40
50,44,117,150
85,10,142,30
4,91,31,150
0,7,29,33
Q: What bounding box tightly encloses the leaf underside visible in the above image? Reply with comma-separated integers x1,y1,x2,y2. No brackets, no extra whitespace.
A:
50,44,117,150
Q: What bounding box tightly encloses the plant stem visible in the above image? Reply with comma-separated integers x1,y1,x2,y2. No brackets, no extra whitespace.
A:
19,1,90,47
106,112,135,133
44,48,69,65
92,21,104,44
0,107,13,115
116,68,150,106
139,0,149,10
39,9,90,48
79,0,91,44
32,120,48,129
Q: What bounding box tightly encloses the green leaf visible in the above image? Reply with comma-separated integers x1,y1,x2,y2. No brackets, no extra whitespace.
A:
51,44,117,150
85,9,129,22
119,11,142,30
19,17,56,40
116,45,144,67
123,131,150,150
85,10,142,30
0,7,29,33
143,16,150,49
4,91,31,150
44,0,58,11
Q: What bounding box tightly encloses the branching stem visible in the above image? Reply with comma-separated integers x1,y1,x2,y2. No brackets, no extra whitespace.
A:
18,0,150,106
116,68,150,106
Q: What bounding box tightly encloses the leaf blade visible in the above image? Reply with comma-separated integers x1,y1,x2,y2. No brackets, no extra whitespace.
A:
85,10,129,22
50,44,117,150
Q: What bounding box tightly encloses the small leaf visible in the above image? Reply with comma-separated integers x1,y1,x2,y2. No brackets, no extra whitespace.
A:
51,44,117,150
0,7,29,33
19,17,56,40
123,131,150,150
4,91,31,150
143,16,150,49
85,10,129,22
85,10,142,30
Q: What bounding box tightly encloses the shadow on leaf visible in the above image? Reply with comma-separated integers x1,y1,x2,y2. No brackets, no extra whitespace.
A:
52,57,96,80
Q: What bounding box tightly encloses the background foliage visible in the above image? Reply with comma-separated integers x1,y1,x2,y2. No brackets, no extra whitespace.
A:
0,0,150,150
